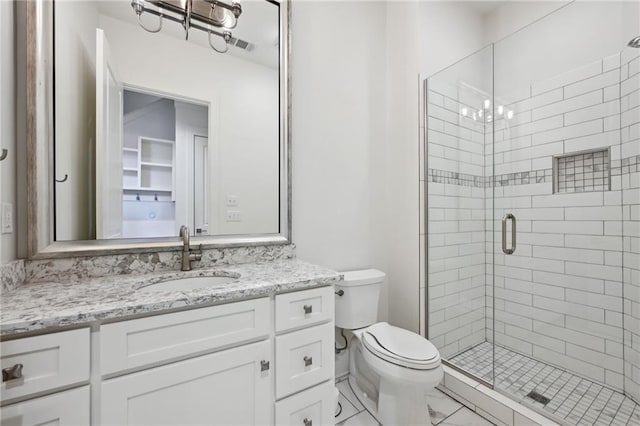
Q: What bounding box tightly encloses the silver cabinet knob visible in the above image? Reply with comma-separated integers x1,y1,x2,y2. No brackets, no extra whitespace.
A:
303,305,312,314
303,356,313,367
2,364,23,382
303,418,312,426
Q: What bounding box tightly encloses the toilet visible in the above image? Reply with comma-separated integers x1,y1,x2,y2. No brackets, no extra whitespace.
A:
336,269,443,426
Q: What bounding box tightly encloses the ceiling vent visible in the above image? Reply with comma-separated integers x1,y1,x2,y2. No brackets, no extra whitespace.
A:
229,37,255,52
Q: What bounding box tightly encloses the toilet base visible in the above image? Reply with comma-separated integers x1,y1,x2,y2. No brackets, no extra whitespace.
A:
377,377,431,426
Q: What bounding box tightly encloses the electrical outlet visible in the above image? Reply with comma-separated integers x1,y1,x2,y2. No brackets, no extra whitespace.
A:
226,211,241,222
1,203,13,234
226,195,238,207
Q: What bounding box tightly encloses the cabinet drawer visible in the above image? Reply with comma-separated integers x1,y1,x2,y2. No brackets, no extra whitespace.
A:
101,340,272,426
275,323,334,399
100,297,270,376
275,381,335,426
0,385,90,425
275,286,333,333
0,328,90,404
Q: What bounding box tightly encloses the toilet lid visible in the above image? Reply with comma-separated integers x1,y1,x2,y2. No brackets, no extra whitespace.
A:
362,322,441,370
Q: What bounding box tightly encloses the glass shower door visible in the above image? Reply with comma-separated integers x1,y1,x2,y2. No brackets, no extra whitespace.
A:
425,45,495,385
492,2,632,423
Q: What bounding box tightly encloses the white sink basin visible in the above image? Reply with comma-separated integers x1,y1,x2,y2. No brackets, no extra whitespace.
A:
139,276,236,292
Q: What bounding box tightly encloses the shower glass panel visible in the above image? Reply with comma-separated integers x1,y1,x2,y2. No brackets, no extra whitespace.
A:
426,1,640,425
425,45,494,385
622,5,640,413
491,3,640,424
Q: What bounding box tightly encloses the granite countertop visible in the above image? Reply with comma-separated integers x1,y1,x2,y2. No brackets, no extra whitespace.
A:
0,260,341,337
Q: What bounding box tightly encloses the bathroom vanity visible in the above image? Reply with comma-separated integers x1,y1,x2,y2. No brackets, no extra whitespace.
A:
0,0,338,423
0,259,340,426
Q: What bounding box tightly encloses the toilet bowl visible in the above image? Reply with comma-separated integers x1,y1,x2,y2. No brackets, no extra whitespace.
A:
336,270,443,426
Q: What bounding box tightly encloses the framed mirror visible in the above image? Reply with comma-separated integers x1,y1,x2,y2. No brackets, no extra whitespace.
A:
26,0,290,258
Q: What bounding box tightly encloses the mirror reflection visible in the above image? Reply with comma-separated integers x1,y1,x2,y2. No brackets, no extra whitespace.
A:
54,0,281,241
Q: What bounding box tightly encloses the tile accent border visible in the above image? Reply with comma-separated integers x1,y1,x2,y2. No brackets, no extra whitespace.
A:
427,155,638,190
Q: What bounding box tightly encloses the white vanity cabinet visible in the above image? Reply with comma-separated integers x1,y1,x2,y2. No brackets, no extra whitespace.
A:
0,286,335,426
99,297,273,426
101,341,272,426
0,328,91,425
0,386,90,425
274,286,335,426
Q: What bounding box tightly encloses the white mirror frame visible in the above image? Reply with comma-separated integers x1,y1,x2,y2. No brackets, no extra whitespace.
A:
26,0,291,259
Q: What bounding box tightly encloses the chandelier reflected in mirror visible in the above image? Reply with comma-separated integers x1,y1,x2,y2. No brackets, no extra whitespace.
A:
131,0,242,53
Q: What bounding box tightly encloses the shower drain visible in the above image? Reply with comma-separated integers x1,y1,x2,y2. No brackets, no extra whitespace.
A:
526,390,551,405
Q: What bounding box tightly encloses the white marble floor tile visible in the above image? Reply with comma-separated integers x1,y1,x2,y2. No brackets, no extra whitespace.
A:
337,411,380,426
336,392,360,424
438,407,495,426
337,379,365,411
428,388,464,425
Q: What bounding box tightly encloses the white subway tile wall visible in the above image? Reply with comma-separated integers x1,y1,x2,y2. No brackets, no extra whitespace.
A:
426,47,640,408
621,49,640,404
492,53,629,392
427,78,489,359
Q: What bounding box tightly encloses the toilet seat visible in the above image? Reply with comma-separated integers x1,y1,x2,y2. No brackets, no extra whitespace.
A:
362,322,440,370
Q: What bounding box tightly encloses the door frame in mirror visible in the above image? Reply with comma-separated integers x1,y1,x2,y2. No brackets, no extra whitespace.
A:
26,0,291,259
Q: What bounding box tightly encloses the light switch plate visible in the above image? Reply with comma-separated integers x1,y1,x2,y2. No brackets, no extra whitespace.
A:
226,195,238,207
226,211,241,222
1,203,13,234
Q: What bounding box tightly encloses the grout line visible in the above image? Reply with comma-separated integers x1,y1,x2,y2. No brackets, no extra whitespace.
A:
433,406,465,426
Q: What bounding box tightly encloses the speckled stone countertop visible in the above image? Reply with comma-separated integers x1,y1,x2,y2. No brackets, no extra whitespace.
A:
0,260,341,337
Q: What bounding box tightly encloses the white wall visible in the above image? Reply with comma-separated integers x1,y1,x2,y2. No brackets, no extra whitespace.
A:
482,1,569,46
290,0,389,378
0,0,17,264
291,1,388,273
54,1,99,241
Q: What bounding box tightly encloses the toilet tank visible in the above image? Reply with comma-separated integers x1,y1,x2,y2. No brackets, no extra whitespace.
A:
335,269,385,330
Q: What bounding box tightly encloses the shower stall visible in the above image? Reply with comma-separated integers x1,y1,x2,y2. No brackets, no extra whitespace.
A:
424,2,640,425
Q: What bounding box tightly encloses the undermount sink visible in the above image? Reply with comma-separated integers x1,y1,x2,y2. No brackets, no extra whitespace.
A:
139,275,237,292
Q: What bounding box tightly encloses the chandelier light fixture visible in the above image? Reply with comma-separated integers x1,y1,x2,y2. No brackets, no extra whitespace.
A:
131,0,242,53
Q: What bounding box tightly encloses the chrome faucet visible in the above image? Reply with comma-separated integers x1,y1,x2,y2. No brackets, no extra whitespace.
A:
179,225,202,271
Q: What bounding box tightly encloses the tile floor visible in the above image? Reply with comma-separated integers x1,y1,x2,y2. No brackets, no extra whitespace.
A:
449,342,640,426
335,377,494,425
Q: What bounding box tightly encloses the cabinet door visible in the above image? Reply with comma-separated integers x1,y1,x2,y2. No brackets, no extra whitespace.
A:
0,386,90,426
101,340,272,426
275,381,335,426
275,324,334,399
0,328,90,404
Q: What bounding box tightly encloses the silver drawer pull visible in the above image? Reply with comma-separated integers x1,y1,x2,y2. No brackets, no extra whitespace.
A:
260,360,270,372
303,418,312,426
2,364,23,382
303,304,312,314
304,356,313,367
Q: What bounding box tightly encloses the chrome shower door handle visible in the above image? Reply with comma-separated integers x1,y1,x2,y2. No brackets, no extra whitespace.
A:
502,213,516,255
